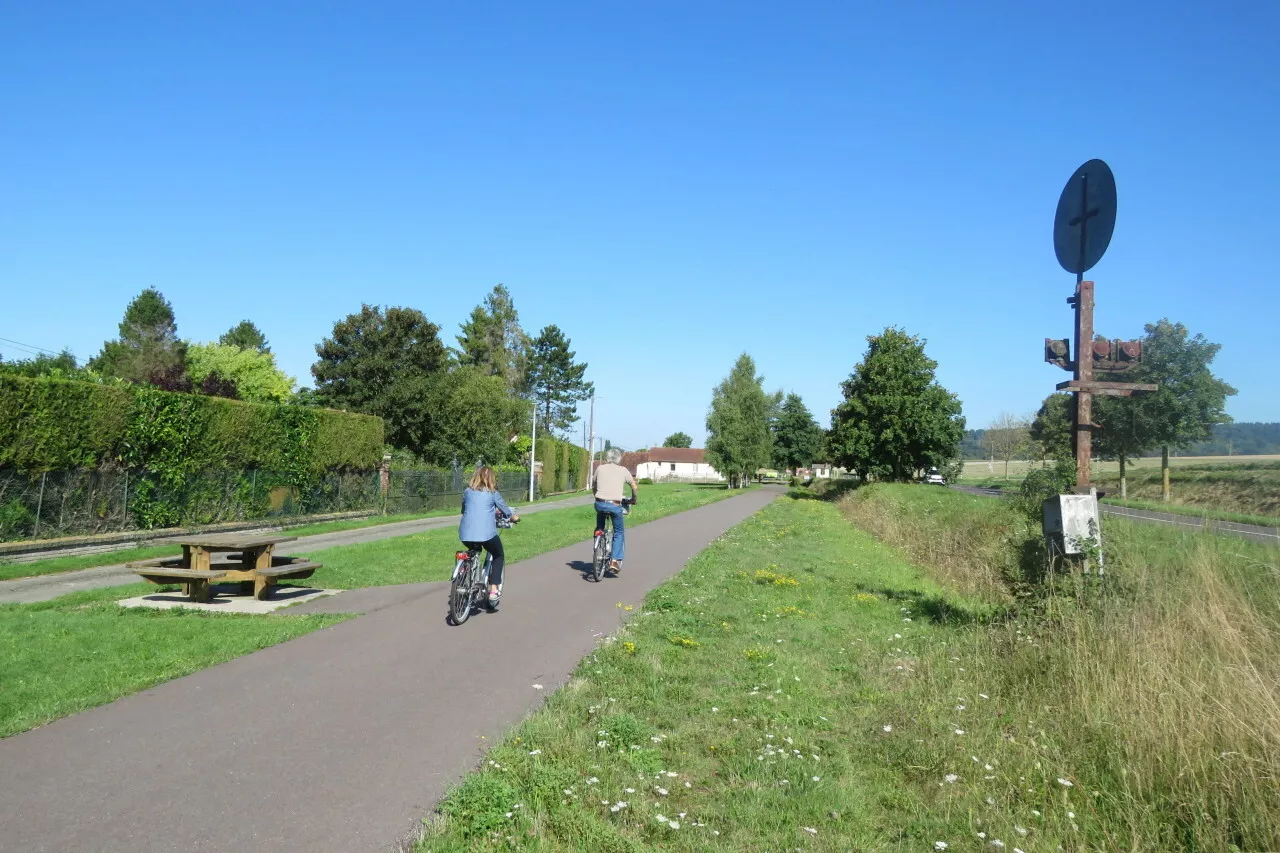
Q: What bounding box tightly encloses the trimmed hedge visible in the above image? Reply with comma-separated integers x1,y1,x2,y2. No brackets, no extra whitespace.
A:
0,376,131,470
535,434,589,496
0,375,384,474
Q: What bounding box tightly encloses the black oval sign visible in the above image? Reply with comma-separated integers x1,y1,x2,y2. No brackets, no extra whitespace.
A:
1053,159,1117,275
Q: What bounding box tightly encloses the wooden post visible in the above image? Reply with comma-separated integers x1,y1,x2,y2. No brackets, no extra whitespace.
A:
1072,281,1095,493
32,472,46,537
1162,445,1171,502
380,454,392,514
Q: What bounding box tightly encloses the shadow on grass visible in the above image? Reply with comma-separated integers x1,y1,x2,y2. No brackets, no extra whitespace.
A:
854,582,1010,626
787,480,861,502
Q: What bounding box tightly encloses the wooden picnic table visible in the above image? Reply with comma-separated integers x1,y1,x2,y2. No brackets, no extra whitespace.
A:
128,532,321,603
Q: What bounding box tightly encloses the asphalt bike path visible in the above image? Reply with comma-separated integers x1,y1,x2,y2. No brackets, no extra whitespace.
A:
0,488,778,853
0,495,595,605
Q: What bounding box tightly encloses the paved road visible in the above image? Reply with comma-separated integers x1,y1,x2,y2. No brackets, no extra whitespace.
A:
0,488,778,853
950,485,1279,545
0,495,595,605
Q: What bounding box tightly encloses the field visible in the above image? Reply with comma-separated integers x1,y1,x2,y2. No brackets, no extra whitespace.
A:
415,486,1280,852
961,453,1280,483
0,484,740,739
961,455,1280,523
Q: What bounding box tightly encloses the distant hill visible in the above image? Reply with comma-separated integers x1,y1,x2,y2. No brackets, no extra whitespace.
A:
961,422,1280,459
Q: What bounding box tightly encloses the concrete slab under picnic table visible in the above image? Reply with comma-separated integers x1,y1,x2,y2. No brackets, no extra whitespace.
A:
0,487,779,853
117,585,341,614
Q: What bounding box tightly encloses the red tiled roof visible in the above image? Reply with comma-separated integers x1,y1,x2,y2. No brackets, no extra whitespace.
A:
645,448,706,464
615,448,709,475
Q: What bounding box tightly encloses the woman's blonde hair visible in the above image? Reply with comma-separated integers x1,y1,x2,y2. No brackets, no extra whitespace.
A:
469,466,497,491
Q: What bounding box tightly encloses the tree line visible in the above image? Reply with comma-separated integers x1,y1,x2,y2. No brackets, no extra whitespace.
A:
950,319,1236,498
1029,319,1235,497
701,316,1237,494
0,284,595,470
702,327,967,486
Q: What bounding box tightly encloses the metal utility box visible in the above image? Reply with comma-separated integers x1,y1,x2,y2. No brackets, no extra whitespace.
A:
1042,494,1101,556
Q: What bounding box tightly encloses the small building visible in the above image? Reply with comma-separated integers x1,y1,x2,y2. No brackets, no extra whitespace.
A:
620,448,725,483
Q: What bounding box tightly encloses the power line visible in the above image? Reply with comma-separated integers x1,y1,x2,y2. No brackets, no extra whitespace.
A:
0,336,59,357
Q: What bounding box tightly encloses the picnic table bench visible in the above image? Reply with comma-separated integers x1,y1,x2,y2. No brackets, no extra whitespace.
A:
128,533,321,602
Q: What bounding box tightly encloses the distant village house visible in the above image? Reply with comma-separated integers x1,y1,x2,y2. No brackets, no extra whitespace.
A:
619,448,725,483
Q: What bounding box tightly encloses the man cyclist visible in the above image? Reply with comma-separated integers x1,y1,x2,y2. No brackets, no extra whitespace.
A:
591,448,639,576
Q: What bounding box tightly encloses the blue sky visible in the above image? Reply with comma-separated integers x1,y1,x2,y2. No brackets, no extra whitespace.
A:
3,1,1277,449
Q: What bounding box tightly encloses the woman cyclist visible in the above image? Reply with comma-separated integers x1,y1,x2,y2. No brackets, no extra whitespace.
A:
459,466,519,611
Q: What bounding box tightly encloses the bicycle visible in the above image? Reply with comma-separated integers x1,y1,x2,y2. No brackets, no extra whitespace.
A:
449,515,518,625
590,497,634,582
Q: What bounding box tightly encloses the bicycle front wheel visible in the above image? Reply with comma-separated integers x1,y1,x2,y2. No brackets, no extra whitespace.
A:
449,558,475,624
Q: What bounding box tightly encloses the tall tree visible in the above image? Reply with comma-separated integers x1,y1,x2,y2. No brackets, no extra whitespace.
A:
456,284,529,392
219,320,271,354
705,354,778,488
89,288,190,391
981,412,1032,480
1129,319,1236,501
1090,394,1153,498
771,393,824,471
311,304,450,451
416,367,533,467
1030,394,1074,462
187,342,295,403
525,324,593,434
828,327,965,482
663,431,693,449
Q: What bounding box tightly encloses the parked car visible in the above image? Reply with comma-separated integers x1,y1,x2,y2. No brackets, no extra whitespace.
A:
924,467,946,486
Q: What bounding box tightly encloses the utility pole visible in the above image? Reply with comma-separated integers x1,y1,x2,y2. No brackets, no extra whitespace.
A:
586,393,596,491
528,406,537,503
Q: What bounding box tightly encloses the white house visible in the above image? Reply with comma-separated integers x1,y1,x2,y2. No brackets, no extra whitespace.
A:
621,448,725,483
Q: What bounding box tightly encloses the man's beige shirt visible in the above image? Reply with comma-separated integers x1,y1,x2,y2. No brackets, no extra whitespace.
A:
592,462,636,502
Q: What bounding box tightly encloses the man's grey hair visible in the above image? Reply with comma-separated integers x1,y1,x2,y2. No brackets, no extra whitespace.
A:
605,448,623,464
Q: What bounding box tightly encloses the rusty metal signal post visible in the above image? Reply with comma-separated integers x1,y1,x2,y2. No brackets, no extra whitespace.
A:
1046,160,1155,493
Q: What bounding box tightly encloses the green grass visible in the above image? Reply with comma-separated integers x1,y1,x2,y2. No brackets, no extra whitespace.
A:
1099,495,1280,528
0,491,592,582
416,487,1280,852
301,484,744,589
0,544,182,582
0,587,347,737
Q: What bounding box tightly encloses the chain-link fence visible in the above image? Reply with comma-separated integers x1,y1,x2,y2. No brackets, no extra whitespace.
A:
0,467,381,543
0,466,541,543
386,468,531,515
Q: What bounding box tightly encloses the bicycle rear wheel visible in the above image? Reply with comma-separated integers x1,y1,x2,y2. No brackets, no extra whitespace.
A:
449,556,476,624
592,532,607,582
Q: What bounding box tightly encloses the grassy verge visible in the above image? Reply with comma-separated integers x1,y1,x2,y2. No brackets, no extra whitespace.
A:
840,485,1280,850
416,488,1280,852
0,491,592,582
301,484,745,589
0,587,347,737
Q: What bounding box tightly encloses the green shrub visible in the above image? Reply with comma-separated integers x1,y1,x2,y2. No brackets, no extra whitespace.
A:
0,498,34,539
637,477,655,485
1013,458,1076,522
